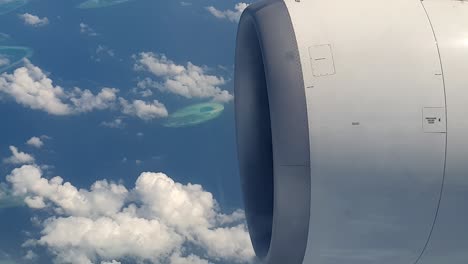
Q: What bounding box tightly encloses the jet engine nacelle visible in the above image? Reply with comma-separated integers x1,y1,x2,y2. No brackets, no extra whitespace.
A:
234,1,468,263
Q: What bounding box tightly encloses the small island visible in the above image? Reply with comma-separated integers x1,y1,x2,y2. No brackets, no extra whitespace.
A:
163,102,225,128
77,0,134,9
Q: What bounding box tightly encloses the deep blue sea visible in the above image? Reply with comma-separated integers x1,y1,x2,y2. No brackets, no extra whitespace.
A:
0,0,246,263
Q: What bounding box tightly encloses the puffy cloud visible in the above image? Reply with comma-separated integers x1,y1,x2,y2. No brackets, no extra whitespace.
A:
135,172,218,229
79,22,98,36
217,209,247,225
0,61,73,115
5,165,255,264
70,87,118,113
212,90,235,103
24,195,46,209
26,136,44,148
120,98,168,120
134,53,233,103
19,13,49,27
38,213,183,264
0,60,134,117
0,60,170,121
206,3,249,23
2,146,34,165
195,225,255,261
7,165,128,217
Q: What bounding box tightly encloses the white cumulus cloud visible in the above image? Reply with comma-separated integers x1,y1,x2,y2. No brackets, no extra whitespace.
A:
206,3,249,23
0,60,120,115
19,13,49,27
4,164,255,264
134,52,233,103
120,98,168,120
70,87,119,113
7,165,128,216
0,60,73,115
0,60,160,119
3,146,35,165
26,136,44,148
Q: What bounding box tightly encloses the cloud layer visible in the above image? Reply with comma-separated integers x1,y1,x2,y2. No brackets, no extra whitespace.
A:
135,53,233,103
5,165,254,264
206,3,249,23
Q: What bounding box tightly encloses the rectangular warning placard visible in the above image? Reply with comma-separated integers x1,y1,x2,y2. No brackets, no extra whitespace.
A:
308,44,336,77
423,107,446,133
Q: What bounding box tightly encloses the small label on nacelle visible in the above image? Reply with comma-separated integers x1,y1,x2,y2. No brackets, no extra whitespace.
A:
309,44,336,77
423,107,446,133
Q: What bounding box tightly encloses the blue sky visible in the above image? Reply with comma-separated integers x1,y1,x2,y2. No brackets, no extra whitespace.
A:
0,0,254,263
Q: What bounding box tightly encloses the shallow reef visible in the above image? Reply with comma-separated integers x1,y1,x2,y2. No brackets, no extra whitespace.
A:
163,102,225,128
77,0,134,9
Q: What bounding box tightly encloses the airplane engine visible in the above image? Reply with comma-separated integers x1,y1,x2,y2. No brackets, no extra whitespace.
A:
234,0,468,263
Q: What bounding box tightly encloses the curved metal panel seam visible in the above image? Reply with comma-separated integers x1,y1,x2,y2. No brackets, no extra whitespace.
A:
413,2,449,264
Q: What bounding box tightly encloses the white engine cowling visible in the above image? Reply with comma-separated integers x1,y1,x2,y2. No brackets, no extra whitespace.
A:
234,1,468,263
